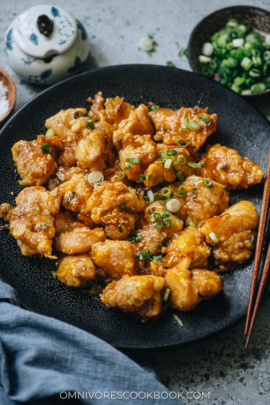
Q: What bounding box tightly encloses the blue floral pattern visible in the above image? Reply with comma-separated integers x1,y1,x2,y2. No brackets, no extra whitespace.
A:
50,7,75,45
4,28,13,56
28,69,52,84
67,56,82,73
76,20,87,41
29,33,38,46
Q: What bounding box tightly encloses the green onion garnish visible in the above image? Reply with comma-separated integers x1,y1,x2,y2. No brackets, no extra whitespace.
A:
74,111,88,118
184,118,189,128
41,143,55,156
88,119,95,129
188,119,200,130
203,177,213,187
167,149,177,156
175,137,188,147
45,128,55,137
161,187,172,198
164,159,172,169
158,198,172,205
193,185,197,200
163,288,170,301
124,165,131,170
173,314,184,327
139,174,146,181
198,115,210,124
125,158,140,163
118,172,125,180
153,255,162,262
176,171,184,181
187,161,201,168
177,155,186,165
189,221,197,228
153,243,163,251
151,105,160,111
209,232,219,244
176,187,186,198
148,174,152,181
128,234,143,244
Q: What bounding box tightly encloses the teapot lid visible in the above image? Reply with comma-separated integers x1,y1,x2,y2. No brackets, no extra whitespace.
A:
13,4,77,58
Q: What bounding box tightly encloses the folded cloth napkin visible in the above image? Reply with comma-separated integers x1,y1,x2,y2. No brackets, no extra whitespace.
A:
0,281,181,405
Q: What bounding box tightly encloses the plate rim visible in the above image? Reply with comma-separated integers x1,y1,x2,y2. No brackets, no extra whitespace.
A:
1,64,270,349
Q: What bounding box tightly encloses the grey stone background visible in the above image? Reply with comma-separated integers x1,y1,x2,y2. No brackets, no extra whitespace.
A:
0,0,270,403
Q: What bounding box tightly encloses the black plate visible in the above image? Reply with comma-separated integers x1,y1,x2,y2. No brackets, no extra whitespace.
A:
0,65,269,349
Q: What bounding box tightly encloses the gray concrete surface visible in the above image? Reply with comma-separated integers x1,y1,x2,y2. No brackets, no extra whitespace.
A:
0,0,270,403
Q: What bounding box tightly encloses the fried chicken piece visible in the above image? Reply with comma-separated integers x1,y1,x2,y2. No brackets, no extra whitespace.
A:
87,181,146,239
150,107,218,151
167,175,230,227
132,202,183,256
201,201,259,270
75,126,113,172
143,144,197,187
100,275,164,318
89,92,134,123
59,172,93,215
0,186,61,258
48,166,88,191
45,108,88,143
91,240,136,279
119,134,157,182
166,226,211,269
197,144,264,189
191,269,223,300
104,96,135,125
113,104,154,151
55,255,96,287
164,267,223,311
54,212,105,254
12,136,59,186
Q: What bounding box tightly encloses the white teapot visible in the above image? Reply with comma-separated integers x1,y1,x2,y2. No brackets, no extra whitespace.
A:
4,4,89,85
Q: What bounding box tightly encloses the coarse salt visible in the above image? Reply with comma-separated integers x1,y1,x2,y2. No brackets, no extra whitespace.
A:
0,81,9,119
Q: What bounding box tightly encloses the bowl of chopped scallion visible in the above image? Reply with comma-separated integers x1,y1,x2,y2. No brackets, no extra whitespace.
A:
187,6,270,97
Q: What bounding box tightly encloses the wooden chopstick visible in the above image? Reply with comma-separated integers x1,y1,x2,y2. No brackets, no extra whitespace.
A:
245,242,270,348
244,148,270,342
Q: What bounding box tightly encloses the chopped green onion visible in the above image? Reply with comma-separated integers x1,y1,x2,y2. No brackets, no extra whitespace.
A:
164,218,172,228
45,128,55,137
241,57,253,71
153,255,162,262
176,171,184,181
153,243,163,251
158,198,172,205
251,83,266,94
167,149,177,156
139,174,146,181
209,232,219,244
136,252,145,261
187,161,201,168
188,119,200,130
199,55,212,63
175,137,188,147
41,143,55,156
148,174,152,181
184,118,189,128
143,195,150,202
264,50,270,61
203,177,213,187
124,165,131,170
193,185,197,200
154,212,161,220
241,89,252,95
173,313,184,327
151,105,160,111
249,68,261,77
155,220,164,229
128,234,143,244
176,186,186,198
164,159,172,169
163,288,170,302
88,119,95,129
125,158,140,163
161,187,172,198
177,155,186,165
226,19,238,29
74,111,88,118
198,115,210,124
189,221,197,228
118,172,125,180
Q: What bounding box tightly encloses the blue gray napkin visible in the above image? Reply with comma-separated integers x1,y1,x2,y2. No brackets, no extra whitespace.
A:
0,280,181,405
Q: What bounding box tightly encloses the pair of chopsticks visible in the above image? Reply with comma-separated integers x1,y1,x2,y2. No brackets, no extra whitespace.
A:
244,149,270,348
